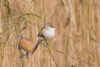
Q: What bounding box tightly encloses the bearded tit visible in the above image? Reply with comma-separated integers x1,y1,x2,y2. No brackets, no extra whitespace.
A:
18,36,39,58
32,24,55,54
18,24,55,57
18,26,38,58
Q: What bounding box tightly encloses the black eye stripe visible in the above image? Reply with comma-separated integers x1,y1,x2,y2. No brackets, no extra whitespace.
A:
50,25,54,28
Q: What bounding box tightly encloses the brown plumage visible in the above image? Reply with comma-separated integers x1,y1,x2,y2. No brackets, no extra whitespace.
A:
19,37,36,52
31,37,43,54
18,24,38,57
18,24,55,57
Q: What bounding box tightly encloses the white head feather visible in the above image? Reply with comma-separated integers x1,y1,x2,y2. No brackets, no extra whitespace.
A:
42,25,55,39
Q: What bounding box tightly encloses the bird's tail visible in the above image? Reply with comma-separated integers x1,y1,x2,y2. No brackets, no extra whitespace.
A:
31,37,43,55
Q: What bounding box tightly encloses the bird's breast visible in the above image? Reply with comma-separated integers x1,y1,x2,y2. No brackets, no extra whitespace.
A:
19,39,34,52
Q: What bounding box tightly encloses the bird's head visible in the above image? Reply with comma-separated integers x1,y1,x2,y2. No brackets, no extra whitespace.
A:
41,24,55,39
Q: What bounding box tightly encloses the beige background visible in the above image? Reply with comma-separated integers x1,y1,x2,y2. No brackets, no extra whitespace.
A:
0,0,100,67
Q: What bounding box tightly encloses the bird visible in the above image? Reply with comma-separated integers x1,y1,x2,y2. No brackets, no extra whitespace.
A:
18,35,39,58
18,24,55,58
31,24,55,54
18,25,38,58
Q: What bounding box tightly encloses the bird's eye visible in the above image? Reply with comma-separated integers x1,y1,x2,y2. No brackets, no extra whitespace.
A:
50,25,54,28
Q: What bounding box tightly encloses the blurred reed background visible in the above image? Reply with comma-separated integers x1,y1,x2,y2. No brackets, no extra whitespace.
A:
0,0,100,67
